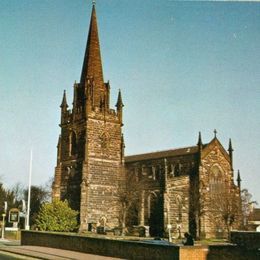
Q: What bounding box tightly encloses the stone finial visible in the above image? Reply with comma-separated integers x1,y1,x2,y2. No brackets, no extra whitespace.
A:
116,89,124,109
237,170,241,189
197,131,203,147
228,138,233,153
228,138,234,170
214,129,217,138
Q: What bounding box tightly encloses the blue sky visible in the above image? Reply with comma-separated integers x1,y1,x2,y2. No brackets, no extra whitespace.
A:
0,1,259,202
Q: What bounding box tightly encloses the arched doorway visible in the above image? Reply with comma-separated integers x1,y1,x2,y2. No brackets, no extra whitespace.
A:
148,192,164,237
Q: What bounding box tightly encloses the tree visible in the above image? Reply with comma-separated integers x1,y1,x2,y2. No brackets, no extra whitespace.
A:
35,199,78,232
0,182,17,215
23,185,50,227
241,188,258,228
11,182,25,202
117,180,140,235
209,186,241,238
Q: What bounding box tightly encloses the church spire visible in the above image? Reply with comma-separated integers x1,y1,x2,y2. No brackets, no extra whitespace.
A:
80,4,104,89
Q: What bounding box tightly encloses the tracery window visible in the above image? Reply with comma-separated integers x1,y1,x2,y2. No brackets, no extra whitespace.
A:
209,165,225,195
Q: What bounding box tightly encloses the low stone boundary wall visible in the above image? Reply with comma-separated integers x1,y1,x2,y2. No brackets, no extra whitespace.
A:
21,231,260,260
21,231,179,260
230,231,260,250
207,244,260,260
179,246,208,260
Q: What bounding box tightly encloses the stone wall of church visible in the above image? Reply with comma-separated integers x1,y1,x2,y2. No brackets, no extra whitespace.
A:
199,140,239,238
125,152,198,237
80,111,123,230
52,113,86,212
125,159,164,236
164,154,198,238
166,175,190,238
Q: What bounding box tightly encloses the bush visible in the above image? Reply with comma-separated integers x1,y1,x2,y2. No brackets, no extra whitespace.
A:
35,199,78,232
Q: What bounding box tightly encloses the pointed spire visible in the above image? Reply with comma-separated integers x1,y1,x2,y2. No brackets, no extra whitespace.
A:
116,89,124,108
228,138,233,153
60,90,68,110
237,170,241,189
197,131,203,147
80,4,104,90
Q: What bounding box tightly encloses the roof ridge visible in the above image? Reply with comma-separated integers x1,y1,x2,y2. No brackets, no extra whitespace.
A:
126,145,197,157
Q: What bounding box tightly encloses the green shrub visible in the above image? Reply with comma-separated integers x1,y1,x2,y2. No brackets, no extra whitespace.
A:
35,199,78,232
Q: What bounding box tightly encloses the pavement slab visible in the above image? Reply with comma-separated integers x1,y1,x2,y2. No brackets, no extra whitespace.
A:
0,245,123,260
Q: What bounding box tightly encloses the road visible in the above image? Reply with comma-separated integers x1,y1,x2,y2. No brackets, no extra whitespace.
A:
0,251,35,259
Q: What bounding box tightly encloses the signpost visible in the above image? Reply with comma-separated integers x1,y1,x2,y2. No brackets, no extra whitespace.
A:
9,208,20,224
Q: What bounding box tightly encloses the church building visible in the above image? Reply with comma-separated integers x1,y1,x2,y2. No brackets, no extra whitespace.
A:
52,4,242,239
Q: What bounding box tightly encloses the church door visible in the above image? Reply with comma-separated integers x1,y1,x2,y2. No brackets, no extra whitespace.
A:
148,192,164,237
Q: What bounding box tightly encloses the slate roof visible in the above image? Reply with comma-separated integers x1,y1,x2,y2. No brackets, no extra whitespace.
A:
125,145,199,163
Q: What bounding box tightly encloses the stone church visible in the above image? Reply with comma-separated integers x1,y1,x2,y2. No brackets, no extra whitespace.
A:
52,4,242,239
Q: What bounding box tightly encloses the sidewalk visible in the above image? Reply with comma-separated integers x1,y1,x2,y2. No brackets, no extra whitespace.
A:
0,239,123,260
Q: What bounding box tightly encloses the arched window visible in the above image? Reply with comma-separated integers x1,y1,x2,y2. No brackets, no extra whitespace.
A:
69,131,77,156
174,163,181,177
209,165,225,195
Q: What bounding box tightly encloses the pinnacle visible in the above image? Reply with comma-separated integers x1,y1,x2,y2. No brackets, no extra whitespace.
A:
116,89,124,108
60,90,68,109
237,170,241,182
197,131,202,146
228,138,234,152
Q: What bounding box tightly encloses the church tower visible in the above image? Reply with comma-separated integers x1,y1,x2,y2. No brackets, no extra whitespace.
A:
52,4,124,231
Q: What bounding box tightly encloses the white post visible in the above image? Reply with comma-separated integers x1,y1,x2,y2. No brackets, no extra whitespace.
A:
25,149,33,230
1,214,6,239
